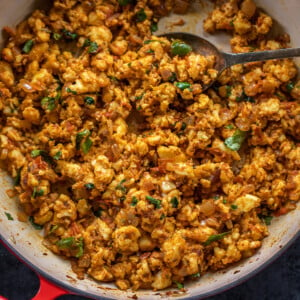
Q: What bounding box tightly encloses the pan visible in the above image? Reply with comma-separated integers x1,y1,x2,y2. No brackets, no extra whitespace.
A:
0,0,299,299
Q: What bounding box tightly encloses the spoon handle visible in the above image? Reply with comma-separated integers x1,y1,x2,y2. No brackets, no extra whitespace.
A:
223,48,300,67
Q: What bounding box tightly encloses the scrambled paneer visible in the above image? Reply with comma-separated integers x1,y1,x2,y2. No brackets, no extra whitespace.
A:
0,0,299,291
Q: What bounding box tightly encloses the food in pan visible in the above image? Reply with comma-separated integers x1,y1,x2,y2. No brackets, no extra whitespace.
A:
0,0,299,291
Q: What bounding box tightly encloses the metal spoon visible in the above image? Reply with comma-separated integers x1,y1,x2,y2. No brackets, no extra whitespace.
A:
161,32,300,90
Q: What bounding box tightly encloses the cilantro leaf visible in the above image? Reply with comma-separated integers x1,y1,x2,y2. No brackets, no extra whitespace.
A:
22,40,34,53
224,129,247,151
204,231,230,246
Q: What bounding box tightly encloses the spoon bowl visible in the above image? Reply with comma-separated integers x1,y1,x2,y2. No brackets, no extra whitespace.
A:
160,32,300,91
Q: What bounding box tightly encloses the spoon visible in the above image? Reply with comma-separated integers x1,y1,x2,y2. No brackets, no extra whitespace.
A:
161,32,300,90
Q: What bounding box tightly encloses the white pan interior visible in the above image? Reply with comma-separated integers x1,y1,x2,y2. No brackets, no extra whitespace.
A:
0,1,299,299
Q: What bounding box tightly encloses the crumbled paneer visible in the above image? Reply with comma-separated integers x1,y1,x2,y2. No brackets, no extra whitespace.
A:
0,0,299,292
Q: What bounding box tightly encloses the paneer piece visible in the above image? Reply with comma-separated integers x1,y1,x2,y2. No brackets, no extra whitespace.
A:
113,226,141,254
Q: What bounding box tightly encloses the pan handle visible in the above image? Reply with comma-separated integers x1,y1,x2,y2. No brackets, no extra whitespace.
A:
32,274,69,300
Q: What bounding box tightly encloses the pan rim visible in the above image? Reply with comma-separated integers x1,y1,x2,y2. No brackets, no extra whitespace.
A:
0,230,299,300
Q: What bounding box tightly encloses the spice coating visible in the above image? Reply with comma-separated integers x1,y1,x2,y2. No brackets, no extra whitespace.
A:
0,0,299,291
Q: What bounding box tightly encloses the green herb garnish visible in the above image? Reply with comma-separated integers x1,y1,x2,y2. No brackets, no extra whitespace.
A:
53,151,62,160
191,272,201,278
168,72,177,82
224,124,234,129
263,215,273,225
236,91,255,103
32,187,44,198
14,167,22,186
61,29,78,40
85,183,95,190
160,214,166,220
135,93,144,100
5,212,13,221
286,82,295,92
84,97,95,105
170,197,179,208
146,49,155,54
116,179,126,193
94,208,102,217
22,40,34,53
41,97,56,111
56,237,84,258
53,33,62,41
204,231,230,246
181,122,187,130
224,129,247,151
174,281,184,289
31,150,55,165
146,195,161,209
150,22,158,33
29,216,43,230
171,41,192,57
223,199,227,204
231,204,238,210
76,129,93,154
118,0,132,5
66,87,77,95
226,85,232,97
131,196,138,206
49,224,59,234
135,9,147,22
175,82,191,90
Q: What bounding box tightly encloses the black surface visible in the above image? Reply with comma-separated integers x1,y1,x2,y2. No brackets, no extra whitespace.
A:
0,238,299,300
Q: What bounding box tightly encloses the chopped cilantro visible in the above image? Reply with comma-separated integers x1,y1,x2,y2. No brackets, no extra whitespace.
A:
61,29,78,40
53,33,62,41
53,151,62,160
135,93,144,100
174,281,184,289
204,231,230,246
224,129,247,151
170,196,179,208
135,9,147,22
85,183,95,190
32,187,44,198
22,40,34,54
226,85,232,97
56,237,84,258
231,204,238,210
150,22,158,33
181,122,187,130
41,97,56,111
160,213,166,220
66,87,77,95
30,150,55,165
146,49,155,54
175,82,191,90
286,82,295,92
116,179,126,193
168,72,177,82
76,129,93,154
146,195,161,209
5,212,13,221
29,216,43,230
224,124,234,130
13,167,22,186
191,272,201,278
131,196,138,206
236,91,255,103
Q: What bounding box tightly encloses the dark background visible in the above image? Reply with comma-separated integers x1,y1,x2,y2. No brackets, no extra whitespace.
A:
0,238,299,300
